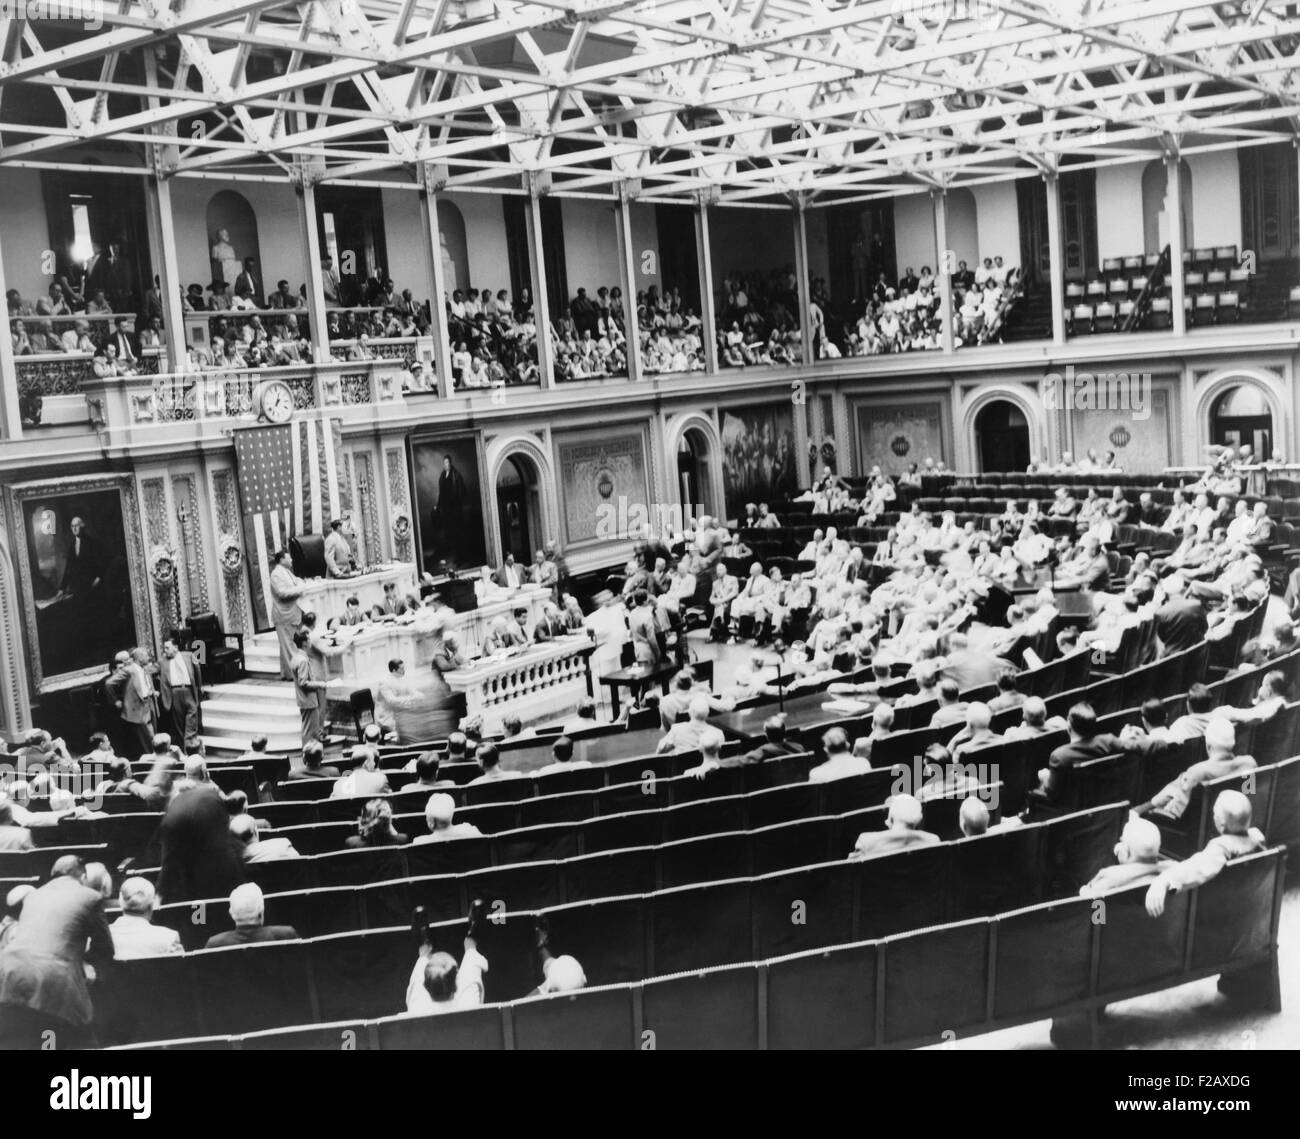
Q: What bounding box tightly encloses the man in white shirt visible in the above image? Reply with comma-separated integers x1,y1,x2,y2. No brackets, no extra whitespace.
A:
809,727,872,783
656,696,715,755
493,554,524,591
467,743,524,784
109,878,183,959
413,793,483,843
535,735,593,777
406,935,489,1015
230,813,299,862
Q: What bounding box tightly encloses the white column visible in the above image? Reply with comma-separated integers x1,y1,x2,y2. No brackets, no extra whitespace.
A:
1167,151,1187,336
417,165,455,399
1045,171,1066,344
0,224,21,438
695,195,719,373
295,170,332,363
792,198,816,364
615,188,642,382
932,188,955,354
144,174,188,372
524,177,555,388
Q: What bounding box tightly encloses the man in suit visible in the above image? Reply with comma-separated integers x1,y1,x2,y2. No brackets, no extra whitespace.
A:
158,635,202,752
628,589,664,669
849,794,940,860
269,549,305,679
111,317,137,366
493,553,524,591
204,883,298,948
1078,818,1175,897
291,630,328,748
233,257,264,308
532,602,568,643
941,631,1012,692
62,516,102,597
1031,702,1124,807
324,518,354,578
1154,576,1207,655
118,647,159,755
108,877,183,959
809,726,872,783
381,580,407,616
0,855,114,1048
735,715,804,766
286,741,341,782
156,781,245,905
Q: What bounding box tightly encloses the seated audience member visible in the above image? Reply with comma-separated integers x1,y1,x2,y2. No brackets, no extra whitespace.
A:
345,799,410,848
330,746,390,798
656,695,715,754
682,728,729,778
809,726,872,783
0,800,34,852
928,679,969,729
406,931,489,1015
988,670,1025,713
204,883,299,947
0,885,34,949
1145,791,1267,916
412,752,457,790
1167,684,1216,741
468,743,523,784
560,698,601,736
1142,718,1256,821
958,796,990,838
1030,702,1123,806
287,742,340,781
849,794,939,859
236,735,272,764
947,702,1004,759
1079,818,1174,896
109,878,184,959
414,794,483,843
851,703,896,766
532,953,588,997
737,714,803,765
536,735,592,776
230,813,300,861
1004,696,1067,740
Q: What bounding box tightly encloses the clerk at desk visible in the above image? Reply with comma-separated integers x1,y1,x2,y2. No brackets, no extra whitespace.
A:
325,519,354,578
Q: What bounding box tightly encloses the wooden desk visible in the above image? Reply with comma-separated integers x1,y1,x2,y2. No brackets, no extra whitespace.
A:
599,661,678,718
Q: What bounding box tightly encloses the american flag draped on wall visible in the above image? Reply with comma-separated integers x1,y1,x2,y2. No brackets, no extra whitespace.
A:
234,417,351,629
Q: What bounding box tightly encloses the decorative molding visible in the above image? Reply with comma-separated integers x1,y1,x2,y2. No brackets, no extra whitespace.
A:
140,477,180,636
211,468,247,634
354,451,383,565
0,494,32,733
174,473,209,615
384,447,413,562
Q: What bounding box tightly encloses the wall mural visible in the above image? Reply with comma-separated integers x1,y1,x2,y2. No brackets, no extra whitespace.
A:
720,402,797,522
410,433,489,573
556,427,650,546
856,399,946,475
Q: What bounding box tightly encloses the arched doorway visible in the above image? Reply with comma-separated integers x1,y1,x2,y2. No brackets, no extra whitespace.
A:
205,190,263,291
1210,384,1273,459
436,200,468,294
946,188,978,270
496,454,543,565
974,400,1030,474
677,428,715,523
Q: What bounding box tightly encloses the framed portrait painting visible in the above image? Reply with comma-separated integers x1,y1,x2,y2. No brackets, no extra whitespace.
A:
408,432,490,574
5,474,152,691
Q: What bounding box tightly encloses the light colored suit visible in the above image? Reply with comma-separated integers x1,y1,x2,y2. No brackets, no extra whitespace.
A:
324,531,353,578
109,914,183,959
291,648,326,746
270,563,305,679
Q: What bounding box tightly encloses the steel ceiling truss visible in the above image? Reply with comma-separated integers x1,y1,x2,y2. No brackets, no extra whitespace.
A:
1,0,1299,205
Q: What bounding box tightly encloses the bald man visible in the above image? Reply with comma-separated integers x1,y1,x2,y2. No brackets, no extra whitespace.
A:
413,793,483,843
108,878,183,959
1079,818,1175,896
204,883,299,947
1145,791,1268,917
849,794,939,860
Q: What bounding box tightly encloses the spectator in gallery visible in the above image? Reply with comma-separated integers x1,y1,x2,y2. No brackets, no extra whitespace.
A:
345,799,410,849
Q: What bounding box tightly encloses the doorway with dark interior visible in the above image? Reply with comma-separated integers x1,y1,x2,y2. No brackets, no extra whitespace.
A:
975,400,1031,474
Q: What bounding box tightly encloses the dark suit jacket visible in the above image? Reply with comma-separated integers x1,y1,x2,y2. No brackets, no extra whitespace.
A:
156,787,246,904
1155,596,1208,653
0,876,113,1024
734,740,804,766
205,925,298,948
1041,734,1124,799
285,766,340,781
62,534,102,595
